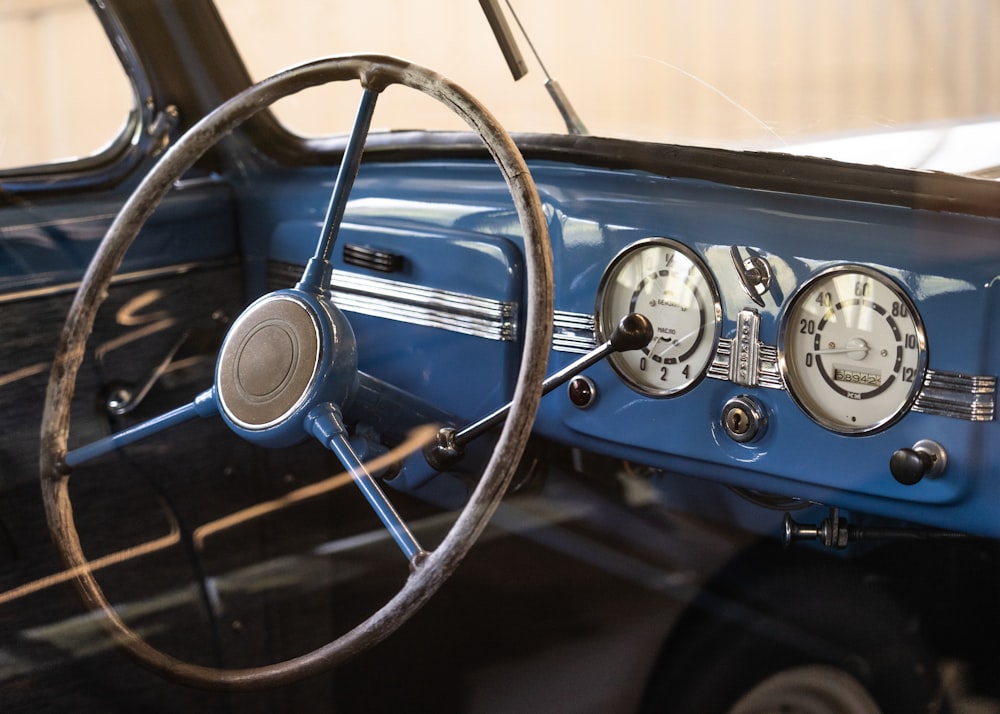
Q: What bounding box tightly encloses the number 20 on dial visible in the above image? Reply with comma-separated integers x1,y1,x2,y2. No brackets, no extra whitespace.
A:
779,265,927,434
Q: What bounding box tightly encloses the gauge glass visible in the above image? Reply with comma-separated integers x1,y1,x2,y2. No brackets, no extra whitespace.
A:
596,238,721,397
779,265,927,434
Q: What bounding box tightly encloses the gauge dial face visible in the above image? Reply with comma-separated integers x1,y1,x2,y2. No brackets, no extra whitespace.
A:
596,238,721,397
779,265,928,434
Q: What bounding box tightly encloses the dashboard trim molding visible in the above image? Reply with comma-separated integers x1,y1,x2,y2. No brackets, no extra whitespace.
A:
272,271,998,424
912,370,997,422
268,262,517,341
329,270,517,342
553,310,597,354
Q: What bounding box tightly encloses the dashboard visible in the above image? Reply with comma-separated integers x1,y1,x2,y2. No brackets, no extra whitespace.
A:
255,135,1000,540
596,242,931,435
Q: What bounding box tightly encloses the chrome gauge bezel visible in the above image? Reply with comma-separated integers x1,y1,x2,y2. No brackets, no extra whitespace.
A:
777,264,929,435
595,237,722,398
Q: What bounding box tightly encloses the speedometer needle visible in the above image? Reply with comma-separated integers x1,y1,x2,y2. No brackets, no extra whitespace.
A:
813,347,869,355
812,338,871,358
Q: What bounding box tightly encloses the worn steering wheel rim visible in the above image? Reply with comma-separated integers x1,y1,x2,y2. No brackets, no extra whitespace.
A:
39,54,553,690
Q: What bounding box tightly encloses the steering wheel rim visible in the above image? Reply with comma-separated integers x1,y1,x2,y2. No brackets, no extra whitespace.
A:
39,54,553,690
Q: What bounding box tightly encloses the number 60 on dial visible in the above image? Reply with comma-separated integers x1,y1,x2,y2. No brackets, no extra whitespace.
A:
778,264,928,434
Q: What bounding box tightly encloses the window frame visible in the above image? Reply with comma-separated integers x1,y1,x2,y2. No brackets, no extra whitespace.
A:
0,1,154,197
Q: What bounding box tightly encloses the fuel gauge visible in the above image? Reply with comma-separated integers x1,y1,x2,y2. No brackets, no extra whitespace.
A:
596,238,722,397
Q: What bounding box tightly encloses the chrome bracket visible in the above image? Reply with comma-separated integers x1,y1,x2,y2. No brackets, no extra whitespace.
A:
730,246,774,307
146,104,179,157
708,309,783,389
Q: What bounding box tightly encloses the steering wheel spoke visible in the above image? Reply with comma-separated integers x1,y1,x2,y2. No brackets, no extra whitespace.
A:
64,388,218,468
297,87,380,296
305,403,427,565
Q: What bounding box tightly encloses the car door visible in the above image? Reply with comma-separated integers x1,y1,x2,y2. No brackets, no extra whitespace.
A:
0,4,252,710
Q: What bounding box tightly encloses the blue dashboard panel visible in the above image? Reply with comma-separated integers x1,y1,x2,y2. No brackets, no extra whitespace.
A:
252,169,527,422
537,166,997,506
247,156,1000,538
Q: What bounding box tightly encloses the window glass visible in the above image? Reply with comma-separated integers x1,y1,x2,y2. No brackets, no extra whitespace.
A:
216,0,1000,175
0,1,135,170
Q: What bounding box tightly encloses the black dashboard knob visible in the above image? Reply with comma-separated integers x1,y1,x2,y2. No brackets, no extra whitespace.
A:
889,440,947,486
889,447,935,485
609,312,654,353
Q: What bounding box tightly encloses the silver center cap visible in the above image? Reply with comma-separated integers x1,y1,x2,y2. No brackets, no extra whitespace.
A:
216,295,321,430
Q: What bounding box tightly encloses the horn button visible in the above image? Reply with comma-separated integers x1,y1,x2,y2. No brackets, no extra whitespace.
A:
217,294,321,430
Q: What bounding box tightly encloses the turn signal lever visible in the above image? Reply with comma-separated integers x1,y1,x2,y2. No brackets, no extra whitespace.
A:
425,313,653,470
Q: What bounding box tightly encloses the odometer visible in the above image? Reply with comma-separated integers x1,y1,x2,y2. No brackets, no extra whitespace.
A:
778,265,928,434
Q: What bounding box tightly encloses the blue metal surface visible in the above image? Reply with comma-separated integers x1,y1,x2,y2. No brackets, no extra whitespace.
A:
248,167,526,421
240,156,1000,538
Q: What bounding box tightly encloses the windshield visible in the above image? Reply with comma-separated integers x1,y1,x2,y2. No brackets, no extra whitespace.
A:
216,1,1000,175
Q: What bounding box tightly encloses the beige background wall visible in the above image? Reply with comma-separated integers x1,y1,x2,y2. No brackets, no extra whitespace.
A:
1,0,998,169
217,0,1000,147
0,0,131,168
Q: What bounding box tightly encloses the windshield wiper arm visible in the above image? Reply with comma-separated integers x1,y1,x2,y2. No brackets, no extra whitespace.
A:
479,0,588,136
480,0,528,80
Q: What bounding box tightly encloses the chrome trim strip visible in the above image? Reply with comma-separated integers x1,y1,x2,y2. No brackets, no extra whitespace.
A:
757,344,784,390
329,269,516,342
553,310,597,354
912,369,997,422
707,339,733,382
0,259,240,306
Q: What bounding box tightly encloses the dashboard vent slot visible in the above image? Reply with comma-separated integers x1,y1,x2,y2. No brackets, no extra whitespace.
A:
343,243,404,273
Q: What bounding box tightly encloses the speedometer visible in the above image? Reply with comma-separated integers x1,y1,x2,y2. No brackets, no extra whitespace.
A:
778,265,928,434
596,238,721,397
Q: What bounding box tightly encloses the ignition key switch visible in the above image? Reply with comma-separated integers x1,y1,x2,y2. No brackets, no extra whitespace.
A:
721,394,768,443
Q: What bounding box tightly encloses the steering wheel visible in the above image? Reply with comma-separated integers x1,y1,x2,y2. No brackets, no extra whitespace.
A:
39,54,553,690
